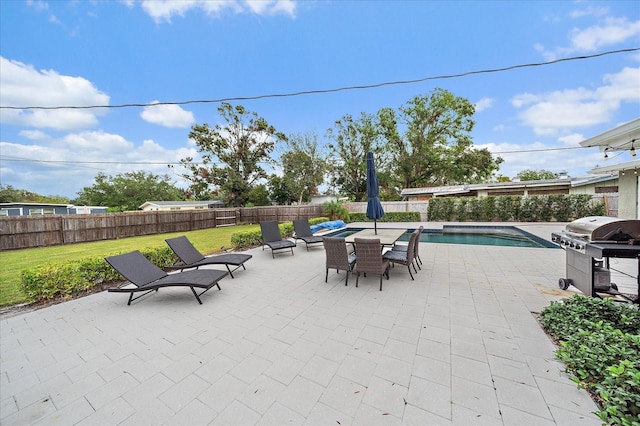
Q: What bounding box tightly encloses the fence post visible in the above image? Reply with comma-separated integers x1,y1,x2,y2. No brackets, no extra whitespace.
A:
59,215,65,245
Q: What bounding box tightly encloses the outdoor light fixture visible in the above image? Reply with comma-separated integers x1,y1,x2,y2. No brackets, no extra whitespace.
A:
604,147,609,160
631,139,637,157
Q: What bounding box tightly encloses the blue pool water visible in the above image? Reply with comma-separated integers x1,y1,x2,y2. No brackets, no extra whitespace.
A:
325,226,557,248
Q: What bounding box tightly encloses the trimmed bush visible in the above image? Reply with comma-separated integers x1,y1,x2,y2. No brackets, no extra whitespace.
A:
21,246,176,302
346,211,420,223
540,295,640,425
428,194,605,222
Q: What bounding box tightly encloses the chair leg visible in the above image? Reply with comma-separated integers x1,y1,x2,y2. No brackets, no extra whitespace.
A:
379,274,383,291
356,272,359,288
408,265,414,280
345,271,349,286
325,268,329,283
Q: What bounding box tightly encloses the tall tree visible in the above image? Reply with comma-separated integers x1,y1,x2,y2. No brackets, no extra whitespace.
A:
268,175,295,205
326,112,383,201
73,171,185,211
280,132,327,204
179,103,286,206
516,169,558,181
0,185,70,204
379,89,503,189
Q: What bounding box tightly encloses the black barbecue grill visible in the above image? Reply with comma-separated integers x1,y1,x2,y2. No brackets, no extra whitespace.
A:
551,216,640,304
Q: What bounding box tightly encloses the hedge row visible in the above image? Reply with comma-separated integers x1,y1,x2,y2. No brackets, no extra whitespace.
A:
21,246,177,302
427,194,605,222
347,211,421,223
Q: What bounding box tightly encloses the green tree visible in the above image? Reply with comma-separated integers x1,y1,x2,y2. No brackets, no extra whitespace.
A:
0,185,70,204
326,112,383,201
516,169,558,181
280,132,327,204
246,184,270,206
73,171,185,211
379,88,503,189
179,103,286,206
268,175,295,205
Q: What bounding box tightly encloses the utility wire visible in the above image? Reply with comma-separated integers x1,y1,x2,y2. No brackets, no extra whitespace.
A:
0,145,597,167
2,47,638,111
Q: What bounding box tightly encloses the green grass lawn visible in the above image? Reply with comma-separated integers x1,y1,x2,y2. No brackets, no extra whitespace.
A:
0,224,260,307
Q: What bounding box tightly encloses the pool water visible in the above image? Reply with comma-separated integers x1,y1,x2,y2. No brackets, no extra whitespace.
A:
325,226,557,249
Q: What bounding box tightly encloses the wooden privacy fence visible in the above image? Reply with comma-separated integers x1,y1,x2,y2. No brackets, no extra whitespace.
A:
0,205,324,251
238,205,323,224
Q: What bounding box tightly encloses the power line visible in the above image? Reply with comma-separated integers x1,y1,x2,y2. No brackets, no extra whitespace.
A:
492,146,585,154
2,47,638,111
0,145,600,167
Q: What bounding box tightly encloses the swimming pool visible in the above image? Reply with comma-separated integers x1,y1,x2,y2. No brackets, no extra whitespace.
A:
324,226,557,248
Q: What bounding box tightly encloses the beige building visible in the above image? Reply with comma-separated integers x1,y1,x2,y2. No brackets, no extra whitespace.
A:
400,175,617,201
580,117,640,219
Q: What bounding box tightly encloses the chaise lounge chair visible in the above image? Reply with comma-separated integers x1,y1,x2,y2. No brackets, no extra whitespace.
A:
293,219,324,251
105,250,228,305
259,221,296,258
165,236,252,278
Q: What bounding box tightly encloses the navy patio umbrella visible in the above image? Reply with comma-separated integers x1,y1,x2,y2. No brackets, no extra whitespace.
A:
365,152,385,234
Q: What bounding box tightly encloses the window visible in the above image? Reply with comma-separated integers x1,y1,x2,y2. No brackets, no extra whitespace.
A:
28,208,55,215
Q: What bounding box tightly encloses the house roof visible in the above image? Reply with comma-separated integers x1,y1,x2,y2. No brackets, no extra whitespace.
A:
579,117,640,153
139,200,223,209
588,159,640,175
0,202,73,208
400,178,577,197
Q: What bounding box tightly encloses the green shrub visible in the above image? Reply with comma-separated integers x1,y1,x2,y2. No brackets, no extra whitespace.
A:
347,211,420,223
20,246,176,302
427,194,605,222
322,200,350,221
540,295,640,424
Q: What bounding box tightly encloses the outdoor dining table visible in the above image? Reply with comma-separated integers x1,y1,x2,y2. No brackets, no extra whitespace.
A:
343,228,407,247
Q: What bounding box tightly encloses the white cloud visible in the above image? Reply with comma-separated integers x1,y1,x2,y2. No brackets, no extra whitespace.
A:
474,97,495,112
539,15,640,61
0,57,110,130
569,6,609,19
511,66,640,135
140,102,195,128
477,140,602,179
0,131,198,197
18,130,49,140
558,133,584,146
141,0,296,23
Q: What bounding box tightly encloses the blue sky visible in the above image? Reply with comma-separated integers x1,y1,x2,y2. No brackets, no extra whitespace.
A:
1,0,639,199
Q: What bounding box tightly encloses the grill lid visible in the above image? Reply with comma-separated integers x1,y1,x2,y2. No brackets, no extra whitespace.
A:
565,216,640,241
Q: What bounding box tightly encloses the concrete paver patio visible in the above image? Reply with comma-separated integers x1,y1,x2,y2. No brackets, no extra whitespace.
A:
1,223,604,425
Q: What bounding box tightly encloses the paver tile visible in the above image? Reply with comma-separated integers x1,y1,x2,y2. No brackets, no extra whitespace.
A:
0,229,605,425
277,375,324,416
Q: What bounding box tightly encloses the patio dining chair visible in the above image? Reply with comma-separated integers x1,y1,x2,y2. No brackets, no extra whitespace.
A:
392,226,423,268
293,219,324,251
384,229,418,280
260,221,296,258
322,236,357,286
353,237,390,291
